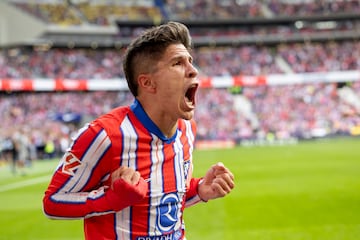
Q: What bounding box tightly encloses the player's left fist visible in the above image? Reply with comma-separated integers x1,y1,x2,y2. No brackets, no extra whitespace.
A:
198,162,235,202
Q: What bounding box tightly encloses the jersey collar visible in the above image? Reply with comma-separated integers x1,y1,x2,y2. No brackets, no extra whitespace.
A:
130,99,178,143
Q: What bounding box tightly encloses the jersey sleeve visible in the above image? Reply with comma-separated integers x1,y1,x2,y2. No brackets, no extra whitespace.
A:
42,122,119,219
184,177,205,207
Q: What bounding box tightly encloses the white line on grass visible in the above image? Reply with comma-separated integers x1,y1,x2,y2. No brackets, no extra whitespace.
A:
0,175,50,193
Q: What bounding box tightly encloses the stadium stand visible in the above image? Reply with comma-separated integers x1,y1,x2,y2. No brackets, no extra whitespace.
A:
11,0,162,25
0,0,360,161
1,40,359,78
9,0,360,24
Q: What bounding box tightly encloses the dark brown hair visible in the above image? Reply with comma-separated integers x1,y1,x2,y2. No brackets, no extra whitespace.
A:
123,21,192,96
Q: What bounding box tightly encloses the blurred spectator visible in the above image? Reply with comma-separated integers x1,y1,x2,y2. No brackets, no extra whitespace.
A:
0,91,134,161
278,41,360,73
9,0,360,25
1,40,359,79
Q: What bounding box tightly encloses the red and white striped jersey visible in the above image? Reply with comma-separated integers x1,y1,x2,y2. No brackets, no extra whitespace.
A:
43,99,203,240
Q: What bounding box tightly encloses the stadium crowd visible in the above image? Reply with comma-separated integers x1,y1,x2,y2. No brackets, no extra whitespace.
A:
1,40,359,79
0,48,126,79
9,0,360,25
1,42,360,168
278,41,360,73
1,80,360,168
0,91,134,171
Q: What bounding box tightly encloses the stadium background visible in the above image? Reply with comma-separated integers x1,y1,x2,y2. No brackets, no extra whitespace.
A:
0,0,360,239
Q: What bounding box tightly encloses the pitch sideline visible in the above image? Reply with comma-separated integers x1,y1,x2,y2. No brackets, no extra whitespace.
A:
0,175,50,193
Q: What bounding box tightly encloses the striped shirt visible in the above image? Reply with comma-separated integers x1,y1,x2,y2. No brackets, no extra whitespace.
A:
43,99,203,240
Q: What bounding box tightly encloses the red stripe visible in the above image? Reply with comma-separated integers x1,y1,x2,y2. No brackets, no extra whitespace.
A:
0,79,34,91
162,143,177,193
128,111,153,180
233,75,267,86
179,120,192,162
55,79,87,91
71,124,101,160
127,112,153,238
199,76,212,88
84,214,116,240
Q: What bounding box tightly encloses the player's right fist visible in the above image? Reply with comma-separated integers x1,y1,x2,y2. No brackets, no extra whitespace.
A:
111,166,141,187
106,167,148,212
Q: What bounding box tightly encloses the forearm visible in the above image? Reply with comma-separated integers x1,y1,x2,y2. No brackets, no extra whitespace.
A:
43,176,147,219
43,186,115,219
184,177,204,207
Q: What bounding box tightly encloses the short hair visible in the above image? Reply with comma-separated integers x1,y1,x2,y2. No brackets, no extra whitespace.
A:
123,21,192,97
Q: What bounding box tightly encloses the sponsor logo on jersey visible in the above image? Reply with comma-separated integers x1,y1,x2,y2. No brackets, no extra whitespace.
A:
136,230,182,240
156,193,180,233
61,152,82,176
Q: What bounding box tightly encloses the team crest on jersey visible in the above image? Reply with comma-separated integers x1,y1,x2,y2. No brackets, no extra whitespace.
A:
61,152,82,176
156,193,180,233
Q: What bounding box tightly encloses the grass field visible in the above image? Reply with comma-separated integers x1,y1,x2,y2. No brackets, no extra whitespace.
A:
0,137,359,240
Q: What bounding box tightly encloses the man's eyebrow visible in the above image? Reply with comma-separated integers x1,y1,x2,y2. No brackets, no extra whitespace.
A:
170,54,193,63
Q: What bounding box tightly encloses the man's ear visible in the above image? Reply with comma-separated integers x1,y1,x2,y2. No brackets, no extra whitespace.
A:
138,74,156,93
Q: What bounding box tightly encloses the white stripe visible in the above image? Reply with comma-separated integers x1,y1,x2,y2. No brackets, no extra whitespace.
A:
185,195,202,208
73,129,111,192
149,135,164,191
120,116,138,168
53,129,111,202
115,207,131,240
184,120,194,154
148,135,164,235
183,120,199,208
173,132,186,232
116,116,138,239
0,175,50,193
184,120,195,182
174,136,185,193
68,123,90,150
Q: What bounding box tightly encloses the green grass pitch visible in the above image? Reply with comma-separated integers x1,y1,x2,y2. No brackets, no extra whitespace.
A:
0,137,359,240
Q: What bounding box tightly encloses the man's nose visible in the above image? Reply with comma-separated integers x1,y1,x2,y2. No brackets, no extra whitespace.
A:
187,63,198,78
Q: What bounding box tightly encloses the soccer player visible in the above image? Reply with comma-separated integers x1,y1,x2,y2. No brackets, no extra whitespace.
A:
43,21,235,240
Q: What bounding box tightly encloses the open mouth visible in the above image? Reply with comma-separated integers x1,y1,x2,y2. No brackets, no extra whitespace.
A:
185,83,199,107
